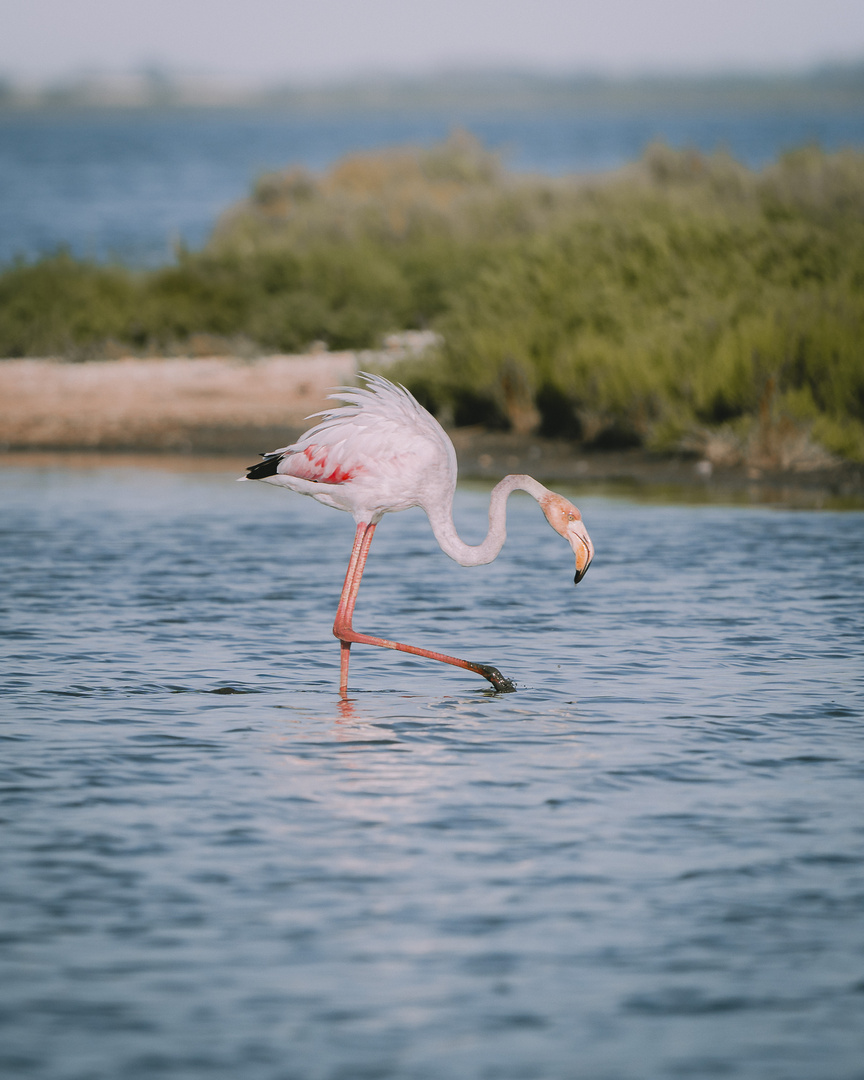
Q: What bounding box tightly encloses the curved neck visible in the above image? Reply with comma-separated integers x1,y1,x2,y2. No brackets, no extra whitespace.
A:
425,474,549,567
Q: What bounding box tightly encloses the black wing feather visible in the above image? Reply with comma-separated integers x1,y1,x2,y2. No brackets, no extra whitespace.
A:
245,452,285,480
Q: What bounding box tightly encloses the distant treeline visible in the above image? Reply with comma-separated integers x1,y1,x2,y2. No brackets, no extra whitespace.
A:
2,62,864,111
2,133,863,464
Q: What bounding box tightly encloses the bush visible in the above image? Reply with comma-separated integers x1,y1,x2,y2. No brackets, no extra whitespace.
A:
2,135,863,461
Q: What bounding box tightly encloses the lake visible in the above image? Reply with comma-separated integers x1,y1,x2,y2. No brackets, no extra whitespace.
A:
2,458,863,1079
2,104,864,264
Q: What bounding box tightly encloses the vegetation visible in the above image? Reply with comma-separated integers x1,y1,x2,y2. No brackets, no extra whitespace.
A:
2,132,863,463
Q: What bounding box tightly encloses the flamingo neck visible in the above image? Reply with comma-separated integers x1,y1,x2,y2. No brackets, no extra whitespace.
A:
426,474,550,567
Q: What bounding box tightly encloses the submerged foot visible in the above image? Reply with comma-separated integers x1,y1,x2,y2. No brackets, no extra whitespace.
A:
473,663,517,693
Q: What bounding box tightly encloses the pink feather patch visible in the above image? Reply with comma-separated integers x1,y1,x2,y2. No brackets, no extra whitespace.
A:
287,445,360,485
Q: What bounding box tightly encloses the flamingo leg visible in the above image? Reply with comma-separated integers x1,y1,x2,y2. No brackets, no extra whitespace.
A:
333,522,515,693
335,523,373,694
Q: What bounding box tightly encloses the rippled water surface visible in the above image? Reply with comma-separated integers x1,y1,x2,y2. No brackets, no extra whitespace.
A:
2,460,863,1080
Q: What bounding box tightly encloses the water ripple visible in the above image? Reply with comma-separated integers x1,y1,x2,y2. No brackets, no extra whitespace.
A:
1,464,863,1079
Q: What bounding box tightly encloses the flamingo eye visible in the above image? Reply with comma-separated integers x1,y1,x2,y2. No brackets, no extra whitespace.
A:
567,513,576,521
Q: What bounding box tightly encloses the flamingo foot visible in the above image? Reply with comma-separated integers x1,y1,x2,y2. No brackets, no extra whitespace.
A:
473,663,517,693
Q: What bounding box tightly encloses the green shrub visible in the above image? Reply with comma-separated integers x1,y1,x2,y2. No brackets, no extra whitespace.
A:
0,254,138,356
2,135,863,461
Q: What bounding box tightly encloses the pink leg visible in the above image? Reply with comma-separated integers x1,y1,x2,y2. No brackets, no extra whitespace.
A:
333,522,514,694
335,523,372,694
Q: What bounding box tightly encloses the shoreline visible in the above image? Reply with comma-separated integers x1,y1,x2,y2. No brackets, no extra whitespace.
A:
2,355,862,508
2,437,861,510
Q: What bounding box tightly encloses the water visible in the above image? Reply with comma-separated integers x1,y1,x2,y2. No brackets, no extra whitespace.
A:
2,459,863,1079
2,105,864,264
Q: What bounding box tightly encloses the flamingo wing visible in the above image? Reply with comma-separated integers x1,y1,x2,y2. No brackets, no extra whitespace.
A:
243,373,456,522
246,442,362,486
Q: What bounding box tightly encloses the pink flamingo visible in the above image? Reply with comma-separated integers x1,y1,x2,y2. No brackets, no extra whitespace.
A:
243,374,593,693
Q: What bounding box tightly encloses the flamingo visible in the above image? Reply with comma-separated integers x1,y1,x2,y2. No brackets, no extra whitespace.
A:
242,373,593,694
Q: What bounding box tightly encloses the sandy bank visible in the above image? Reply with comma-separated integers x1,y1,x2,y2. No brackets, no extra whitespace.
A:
0,352,357,453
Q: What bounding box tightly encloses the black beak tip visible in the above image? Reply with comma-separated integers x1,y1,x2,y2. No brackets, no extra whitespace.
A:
573,558,592,585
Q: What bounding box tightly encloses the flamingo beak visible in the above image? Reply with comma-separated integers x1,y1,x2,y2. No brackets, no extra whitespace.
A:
540,493,594,585
570,523,594,586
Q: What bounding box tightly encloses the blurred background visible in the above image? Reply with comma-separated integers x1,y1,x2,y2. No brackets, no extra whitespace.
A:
1,0,863,472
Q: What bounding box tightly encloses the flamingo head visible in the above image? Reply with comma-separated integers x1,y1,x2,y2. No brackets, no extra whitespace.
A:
540,493,594,585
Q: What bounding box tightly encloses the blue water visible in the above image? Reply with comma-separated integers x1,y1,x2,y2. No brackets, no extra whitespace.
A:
2,459,863,1079
2,105,864,264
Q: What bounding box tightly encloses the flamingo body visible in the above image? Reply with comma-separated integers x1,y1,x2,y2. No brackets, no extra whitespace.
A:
247,375,456,526
244,373,593,693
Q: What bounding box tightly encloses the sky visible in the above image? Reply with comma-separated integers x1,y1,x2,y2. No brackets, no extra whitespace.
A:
2,0,863,84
